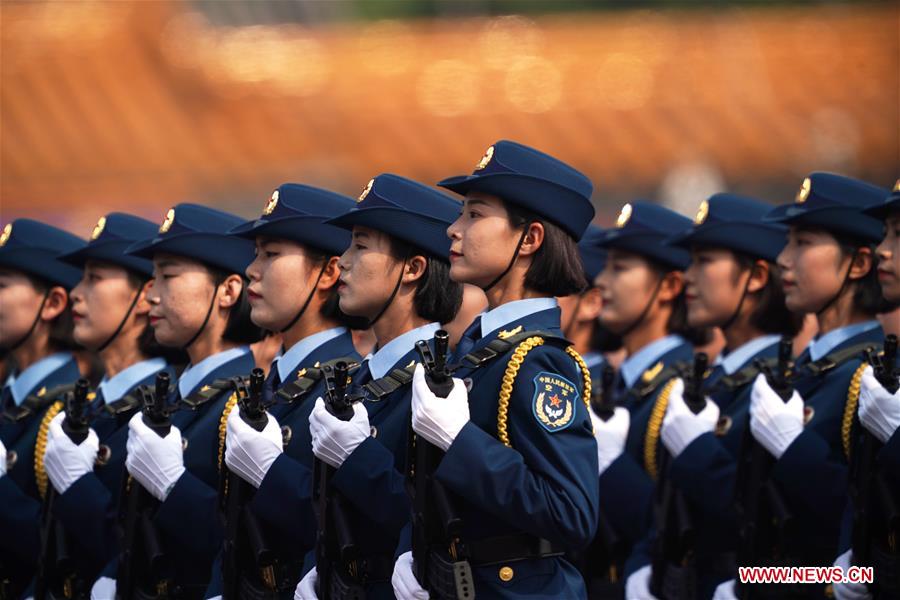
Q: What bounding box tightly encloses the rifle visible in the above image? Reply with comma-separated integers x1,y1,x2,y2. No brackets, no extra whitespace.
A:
313,361,364,600
35,378,91,600
116,372,174,599
406,330,474,600
852,335,900,595
734,338,795,599
221,368,279,598
650,354,707,599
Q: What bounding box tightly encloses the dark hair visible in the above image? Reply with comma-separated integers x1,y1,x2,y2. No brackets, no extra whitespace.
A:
732,253,803,337
504,201,588,297
387,239,463,324
591,322,624,353
207,267,265,345
25,274,78,352
834,235,897,316
125,272,189,366
637,261,712,346
303,247,370,331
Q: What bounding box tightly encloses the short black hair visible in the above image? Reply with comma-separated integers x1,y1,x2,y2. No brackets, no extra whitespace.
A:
834,234,898,316
125,271,189,366
504,201,588,297
388,239,463,325
732,253,803,338
303,247,370,331
25,274,78,352
207,267,265,345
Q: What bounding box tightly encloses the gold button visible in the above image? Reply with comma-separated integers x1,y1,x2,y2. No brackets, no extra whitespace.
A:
499,566,514,582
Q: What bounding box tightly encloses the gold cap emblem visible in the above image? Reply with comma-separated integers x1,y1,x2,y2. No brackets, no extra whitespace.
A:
893,179,900,193
796,177,812,203
264,190,279,216
694,200,709,225
498,566,514,582
91,216,106,241
0,223,11,247
616,203,633,228
358,178,374,203
475,145,494,171
159,208,175,234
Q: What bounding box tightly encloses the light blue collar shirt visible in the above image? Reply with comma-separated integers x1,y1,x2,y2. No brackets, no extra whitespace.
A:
8,352,74,406
367,322,440,381
178,346,251,398
718,334,781,375
480,297,558,338
97,357,168,404
808,320,880,362
620,334,686,389
276,327,347,383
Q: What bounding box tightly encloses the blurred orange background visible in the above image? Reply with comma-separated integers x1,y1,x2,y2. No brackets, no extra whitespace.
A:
1,0,897,237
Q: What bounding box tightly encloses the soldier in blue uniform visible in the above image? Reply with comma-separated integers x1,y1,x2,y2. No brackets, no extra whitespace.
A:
622,194,802,599
390,140,600,599
0,219,85,598
197,184,362,597
715,173,889,598
116,203,262,597
830,179,900,600
296,174,463,599
582,202,696,597
26,212,179,595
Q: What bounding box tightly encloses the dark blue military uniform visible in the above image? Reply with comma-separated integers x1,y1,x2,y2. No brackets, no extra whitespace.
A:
0,218,85,597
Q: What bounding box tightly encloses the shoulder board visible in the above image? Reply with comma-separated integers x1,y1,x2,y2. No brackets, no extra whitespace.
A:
457,329,570,371
3,382,78,423
803,341,877,377
627,363,685,401
709,358,774,393
181,376,247,410
104,393,143,416
275,357,360,404
362,363,418,401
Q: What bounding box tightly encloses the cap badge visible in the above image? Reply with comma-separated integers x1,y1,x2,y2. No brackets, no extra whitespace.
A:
264,190,279,216
796,177,812,203
91,216,106,241
893,179,900,193
0,223,11,247
358,178,374,203
694,200,709,225
616,203,633,228
159,208,175,234
475,145,494,171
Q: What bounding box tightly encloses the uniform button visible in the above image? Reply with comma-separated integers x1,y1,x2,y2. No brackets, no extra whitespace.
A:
498,566,514,582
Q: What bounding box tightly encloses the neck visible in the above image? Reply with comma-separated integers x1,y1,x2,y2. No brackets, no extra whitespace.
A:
816,288,870,336
187,333,238,366
484,268,540,310
722,315,766,352
622,309,670,357
372,298,428,349
282,308,341,351
11,331,55,372
568,322,594,356
99,336,149,380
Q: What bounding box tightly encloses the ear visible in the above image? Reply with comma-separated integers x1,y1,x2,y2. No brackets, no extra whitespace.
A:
848,247,873,281
133,279,153,316
41,286,69,321
403,255,428,285
576,287,603,323
517,222,545,257
317,256,341,291
218,274,244,309
657,270,684,303
746,260,771,294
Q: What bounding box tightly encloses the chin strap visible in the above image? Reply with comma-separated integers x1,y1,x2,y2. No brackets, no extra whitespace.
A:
480,225,532,293
718,269,755,333
2,290,50,353
96,283,146,352
182,281,220,351
615,276,665,341
280,261,328,333
367,253,409,328
814,252,857,320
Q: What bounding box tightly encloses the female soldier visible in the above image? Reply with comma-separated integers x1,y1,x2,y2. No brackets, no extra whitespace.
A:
623,194,802,599
296,173,463,599
715,174,888,599
392,140,600,599
120,203,262,598
0,219,84,598
210,183,362,597
32,213,179,595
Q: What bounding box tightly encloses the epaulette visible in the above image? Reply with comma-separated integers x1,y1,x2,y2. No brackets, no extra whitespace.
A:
456,329,571,371
104,392,143,416
181,377,247,410
360,363,418,401
802,341,878,377
708,358,776,394
626,362,686,403
275,357,360,404
2,382,76,424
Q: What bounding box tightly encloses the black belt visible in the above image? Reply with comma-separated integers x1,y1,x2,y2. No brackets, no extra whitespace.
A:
465,534,566,566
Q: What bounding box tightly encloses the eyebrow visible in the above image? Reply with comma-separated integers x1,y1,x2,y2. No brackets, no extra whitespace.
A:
464,199,491,208
352,231,370,239
154,259,180,269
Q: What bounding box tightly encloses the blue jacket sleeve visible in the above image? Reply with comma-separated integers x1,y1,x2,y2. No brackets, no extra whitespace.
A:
0,474,40,566
153,470,221,557
772,429,848,523
435,348,600,549
597,452,654,546
55,472,116,571
670,432,738,521
250,453,317,549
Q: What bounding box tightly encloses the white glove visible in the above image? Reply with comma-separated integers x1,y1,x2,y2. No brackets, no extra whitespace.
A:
44,412,99,494
749,373,804,459
91,576,116,600
295,567,318,600
590,406,629,475
125,412,185,501
0,438,6,476
411,365,470,452
832,549,872,600
661,378,720,458
392,551,430,600
858,366,900,444
224,409,283,488
625,564,658,600
309,398,370,468
712,579,738,600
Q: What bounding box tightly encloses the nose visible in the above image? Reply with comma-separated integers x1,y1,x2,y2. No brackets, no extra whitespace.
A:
447,217,462,240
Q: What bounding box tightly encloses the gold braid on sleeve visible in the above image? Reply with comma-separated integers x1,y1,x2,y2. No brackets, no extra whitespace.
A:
35,401,65,499
497,337,545,448
842,362,867,462
565,346,593,430
644,378,677,481
218,392,239,496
